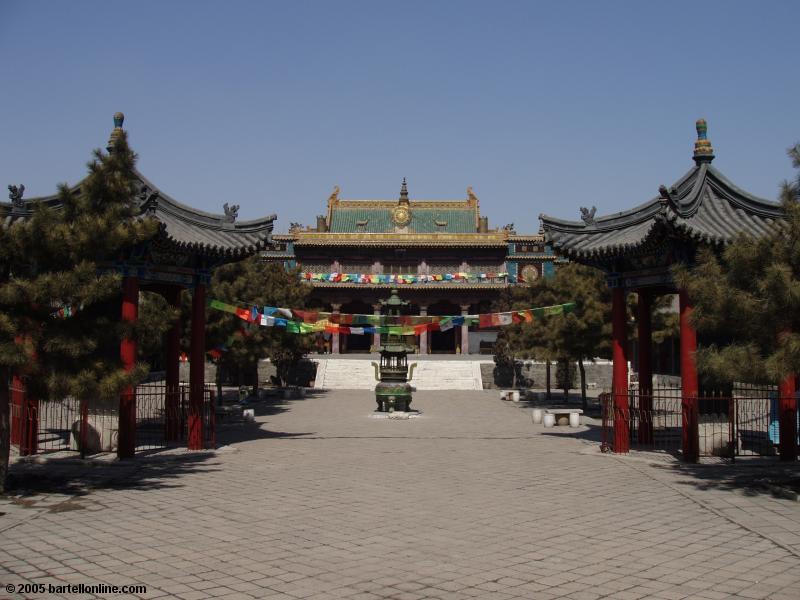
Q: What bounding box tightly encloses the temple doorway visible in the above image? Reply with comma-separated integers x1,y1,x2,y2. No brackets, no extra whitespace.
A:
428,300,460,353
340,300,373,353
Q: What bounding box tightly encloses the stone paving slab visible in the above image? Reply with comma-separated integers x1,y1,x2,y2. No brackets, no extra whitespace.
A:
1,389,799,599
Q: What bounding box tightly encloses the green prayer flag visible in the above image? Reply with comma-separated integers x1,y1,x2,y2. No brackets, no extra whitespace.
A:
210,299,238,314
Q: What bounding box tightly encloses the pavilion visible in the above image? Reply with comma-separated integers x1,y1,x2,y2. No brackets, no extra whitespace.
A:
540,119,796,462
3,113,277,458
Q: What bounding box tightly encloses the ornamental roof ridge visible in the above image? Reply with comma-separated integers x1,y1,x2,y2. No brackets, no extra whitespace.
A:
335,199,476,209
133,169,277,230
540,121,786,260
1,113,277,258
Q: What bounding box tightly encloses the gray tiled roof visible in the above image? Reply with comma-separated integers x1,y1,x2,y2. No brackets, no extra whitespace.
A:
2,169,276,259
134,171,276,258
540,164,783,260
328,202,478,233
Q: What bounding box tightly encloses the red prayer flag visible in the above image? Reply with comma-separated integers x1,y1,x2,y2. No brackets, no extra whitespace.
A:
479,314,493,328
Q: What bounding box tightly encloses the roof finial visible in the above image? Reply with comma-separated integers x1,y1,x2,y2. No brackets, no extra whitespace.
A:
399,177,409,204
693,118,714,165
107,111,125,153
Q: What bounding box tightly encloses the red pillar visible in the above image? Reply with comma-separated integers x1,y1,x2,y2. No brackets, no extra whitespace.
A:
188,282,206,450
11,374,37,456
118,276,139,459
10,373,23,447
637,290,654,444
679,289,699,463
778,374,797,462
611,286,629,453
164,287,182,442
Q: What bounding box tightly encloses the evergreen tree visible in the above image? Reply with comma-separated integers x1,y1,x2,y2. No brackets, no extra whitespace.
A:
674,144,800,385
204,258,314,392
507,263,611,408
0,131,170,491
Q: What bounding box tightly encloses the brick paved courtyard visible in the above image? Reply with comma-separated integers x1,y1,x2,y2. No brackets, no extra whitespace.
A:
2,389,800,599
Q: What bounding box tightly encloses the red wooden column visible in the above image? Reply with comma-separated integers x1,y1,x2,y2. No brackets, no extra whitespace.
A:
611,286,629,453
10,373,24,448
164,286,182,442
188,282,206,450
118,276,139,459
679,289,699,463
778,373,797,462
637,289,654,444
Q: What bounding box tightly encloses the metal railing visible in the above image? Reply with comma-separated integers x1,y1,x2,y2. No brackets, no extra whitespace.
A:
601,385,793,461
10,381,215,457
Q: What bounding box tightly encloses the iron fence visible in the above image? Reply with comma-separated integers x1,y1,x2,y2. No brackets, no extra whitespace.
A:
10,381,215,457
601,385,795,460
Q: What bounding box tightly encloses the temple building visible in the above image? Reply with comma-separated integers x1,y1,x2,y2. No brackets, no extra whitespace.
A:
263,180,563,354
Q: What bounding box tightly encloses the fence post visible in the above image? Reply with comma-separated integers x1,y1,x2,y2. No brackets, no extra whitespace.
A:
79,399,88,459
209,388,216,449
778,375,797,461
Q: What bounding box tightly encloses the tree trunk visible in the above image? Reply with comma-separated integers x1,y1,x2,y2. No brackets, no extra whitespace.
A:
579,358,587,411
545,360,551,401
250,363,259,397
0,367,9,494
512,358,517,389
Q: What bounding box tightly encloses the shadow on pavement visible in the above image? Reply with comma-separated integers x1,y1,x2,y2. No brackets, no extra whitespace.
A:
217,420,315,445
4,451,220,498
539,423,604,443
655,461,800,500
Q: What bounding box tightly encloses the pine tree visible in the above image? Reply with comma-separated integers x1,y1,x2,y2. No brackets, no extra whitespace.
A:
507,263,611,408
674,144,800,385
0,131,170,492
204,258,314,392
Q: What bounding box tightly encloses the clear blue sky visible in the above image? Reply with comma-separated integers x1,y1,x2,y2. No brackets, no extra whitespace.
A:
1,1,798,233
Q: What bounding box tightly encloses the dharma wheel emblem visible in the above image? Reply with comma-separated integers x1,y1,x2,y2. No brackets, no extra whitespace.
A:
392,205,411,227
521,265,539,283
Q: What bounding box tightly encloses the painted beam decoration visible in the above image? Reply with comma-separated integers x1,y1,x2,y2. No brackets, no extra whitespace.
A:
302,271,510,284
208,299,575,335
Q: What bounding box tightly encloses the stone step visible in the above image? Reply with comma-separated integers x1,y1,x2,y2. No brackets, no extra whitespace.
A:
314,359,485,390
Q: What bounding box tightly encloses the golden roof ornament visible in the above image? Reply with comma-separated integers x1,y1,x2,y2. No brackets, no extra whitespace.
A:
107,112,125,153
328,185,340,204
392,178,411,226
693,118,715,165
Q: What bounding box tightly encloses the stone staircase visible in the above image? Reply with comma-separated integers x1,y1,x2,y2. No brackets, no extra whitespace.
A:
313,358,485,390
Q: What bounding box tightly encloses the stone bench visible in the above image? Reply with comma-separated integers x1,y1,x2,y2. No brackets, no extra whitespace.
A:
532,408,583,427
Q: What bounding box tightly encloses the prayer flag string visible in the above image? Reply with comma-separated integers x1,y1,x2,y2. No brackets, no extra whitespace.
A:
208,299,575,336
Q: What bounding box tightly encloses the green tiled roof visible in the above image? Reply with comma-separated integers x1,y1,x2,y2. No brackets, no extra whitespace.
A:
330,206,477,233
